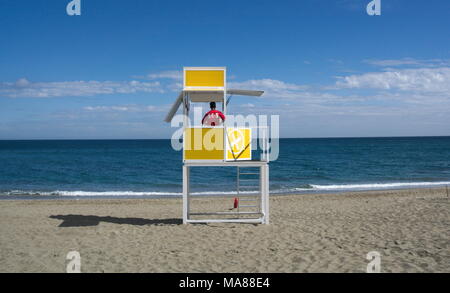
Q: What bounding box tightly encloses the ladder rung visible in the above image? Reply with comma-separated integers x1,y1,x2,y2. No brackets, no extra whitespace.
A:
240,205,257,208
239,198,258,202
238,186,258,189
190,212,261,216
239,179,259,181
239,173,259,175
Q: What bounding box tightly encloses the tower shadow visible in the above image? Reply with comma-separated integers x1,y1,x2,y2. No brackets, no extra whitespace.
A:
49,214,182,227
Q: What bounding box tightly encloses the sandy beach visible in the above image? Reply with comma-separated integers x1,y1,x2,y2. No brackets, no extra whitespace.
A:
0,188,449,273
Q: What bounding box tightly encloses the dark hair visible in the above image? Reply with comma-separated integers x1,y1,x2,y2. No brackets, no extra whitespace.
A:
210,102,216,109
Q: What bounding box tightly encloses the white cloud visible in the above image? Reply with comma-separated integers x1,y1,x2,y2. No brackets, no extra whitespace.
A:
228,78,312,99
363,58,450,68
15,78,31,87
230,79,308,91
134,70,183,80
336,67,450,93
167,82,183,92
84,104,165,113
4,66,449,138
242,103,255,108
0,79,164,98
4,66,450,128
328,59,344,65
227,78,364,106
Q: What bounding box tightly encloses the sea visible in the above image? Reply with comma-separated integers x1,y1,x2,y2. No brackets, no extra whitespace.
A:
0,137,449,200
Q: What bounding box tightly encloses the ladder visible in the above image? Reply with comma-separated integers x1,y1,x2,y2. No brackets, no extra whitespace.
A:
236,166,261,214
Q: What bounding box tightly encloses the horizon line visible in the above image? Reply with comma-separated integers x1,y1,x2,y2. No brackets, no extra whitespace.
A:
1,135,450,141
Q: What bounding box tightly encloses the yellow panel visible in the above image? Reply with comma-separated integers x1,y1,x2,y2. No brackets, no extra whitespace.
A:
226,128,252,160
185,70,225,88
184,128,224,160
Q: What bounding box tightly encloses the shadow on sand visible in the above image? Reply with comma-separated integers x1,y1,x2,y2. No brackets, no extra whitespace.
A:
49,215,182,227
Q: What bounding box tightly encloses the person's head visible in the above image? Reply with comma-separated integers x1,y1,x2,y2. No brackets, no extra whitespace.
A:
209,102,216,110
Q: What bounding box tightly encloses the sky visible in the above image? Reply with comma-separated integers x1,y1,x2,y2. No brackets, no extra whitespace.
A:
0,0,449,139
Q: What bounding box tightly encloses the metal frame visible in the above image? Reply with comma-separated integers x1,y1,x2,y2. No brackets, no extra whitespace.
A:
182,161,269,225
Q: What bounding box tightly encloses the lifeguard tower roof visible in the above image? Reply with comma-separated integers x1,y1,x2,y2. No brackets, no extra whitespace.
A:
164,67,263,123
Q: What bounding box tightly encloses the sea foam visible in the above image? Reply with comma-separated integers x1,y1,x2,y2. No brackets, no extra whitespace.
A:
2,181,450,198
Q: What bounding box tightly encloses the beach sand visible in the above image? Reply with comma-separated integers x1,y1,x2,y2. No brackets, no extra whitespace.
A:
0,188,449,273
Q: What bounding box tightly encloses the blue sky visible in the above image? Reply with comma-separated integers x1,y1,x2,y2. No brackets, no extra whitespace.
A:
0,0,449,139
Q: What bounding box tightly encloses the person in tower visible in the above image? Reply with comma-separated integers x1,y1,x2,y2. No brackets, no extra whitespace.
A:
202,102,226,126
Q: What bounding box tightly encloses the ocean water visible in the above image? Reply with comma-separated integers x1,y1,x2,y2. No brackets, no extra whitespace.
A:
0,137,449,199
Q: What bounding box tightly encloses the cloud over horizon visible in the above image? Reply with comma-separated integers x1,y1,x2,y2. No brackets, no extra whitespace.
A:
133,70,183,81
84,104,166,113
0,78,164,98
335,67,450,94
2,66,449,119
363,58,450,68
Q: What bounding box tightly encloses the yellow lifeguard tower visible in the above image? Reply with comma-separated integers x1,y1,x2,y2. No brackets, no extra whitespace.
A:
165,67,269,224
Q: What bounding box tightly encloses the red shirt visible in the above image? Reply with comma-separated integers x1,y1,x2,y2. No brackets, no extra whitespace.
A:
202,110,226,126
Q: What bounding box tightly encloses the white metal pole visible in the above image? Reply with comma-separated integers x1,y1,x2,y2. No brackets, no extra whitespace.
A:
187,166,190,220
260,165,265,224
223,69,227,162
264,165,269,224
182,165,188,224
182,92,188,162
266,127,270,163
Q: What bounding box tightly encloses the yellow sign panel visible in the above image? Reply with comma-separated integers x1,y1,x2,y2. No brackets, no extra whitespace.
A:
226,128,251,161
183,127,252,161
184,128,224,160
185,69,225,88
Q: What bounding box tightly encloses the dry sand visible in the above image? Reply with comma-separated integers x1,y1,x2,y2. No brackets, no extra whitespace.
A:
0,188,449,273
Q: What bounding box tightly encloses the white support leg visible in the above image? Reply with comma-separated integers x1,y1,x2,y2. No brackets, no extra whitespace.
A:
261,165,269,225
265,165,269,224
260,165,265,224
182,165,189,224
187,166,190,220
